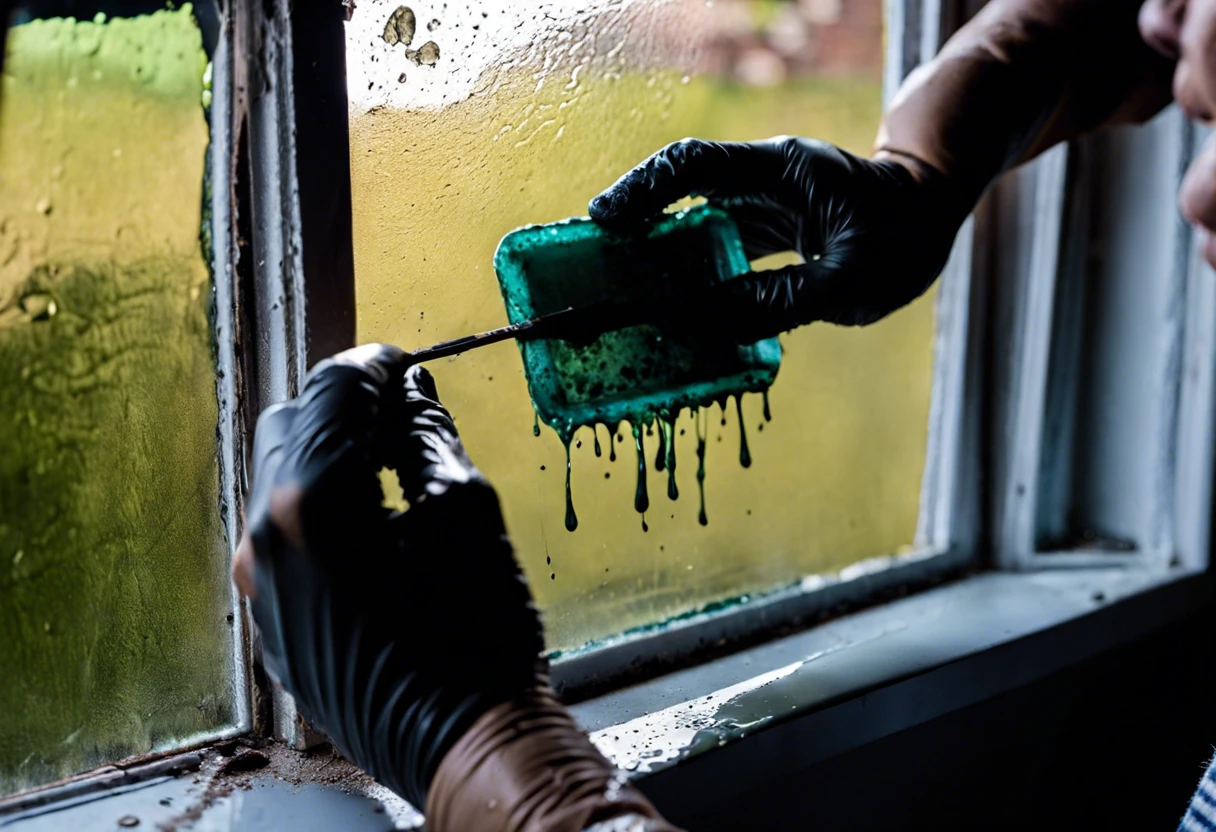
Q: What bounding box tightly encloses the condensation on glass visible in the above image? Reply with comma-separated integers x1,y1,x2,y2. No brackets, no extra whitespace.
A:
345,0,934,651
0,4,237,792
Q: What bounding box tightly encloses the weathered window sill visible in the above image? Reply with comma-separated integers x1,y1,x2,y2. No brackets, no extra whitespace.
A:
3,564,1207,831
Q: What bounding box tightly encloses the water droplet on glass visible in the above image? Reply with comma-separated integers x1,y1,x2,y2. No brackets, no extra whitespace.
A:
382,6,416,46
416,41,440,66
20,292,56,320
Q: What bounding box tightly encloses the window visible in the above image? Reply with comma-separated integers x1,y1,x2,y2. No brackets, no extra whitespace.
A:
2,0,1212,820
0,0,244,793
344,0,939,653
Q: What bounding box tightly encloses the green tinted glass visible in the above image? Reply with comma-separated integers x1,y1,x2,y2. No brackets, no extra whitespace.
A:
0,5,238,793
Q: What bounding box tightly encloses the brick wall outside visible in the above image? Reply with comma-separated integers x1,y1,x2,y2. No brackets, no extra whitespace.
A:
806,0,884,78
703,0,885,85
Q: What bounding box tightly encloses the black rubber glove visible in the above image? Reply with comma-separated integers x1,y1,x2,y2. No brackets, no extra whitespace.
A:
235,344,544,810
589,136,973,340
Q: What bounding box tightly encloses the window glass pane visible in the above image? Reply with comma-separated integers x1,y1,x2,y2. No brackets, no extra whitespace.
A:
346,0,935,651
0,3,237,792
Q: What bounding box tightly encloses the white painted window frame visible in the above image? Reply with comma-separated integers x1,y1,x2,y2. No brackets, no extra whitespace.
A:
570,0,1216,798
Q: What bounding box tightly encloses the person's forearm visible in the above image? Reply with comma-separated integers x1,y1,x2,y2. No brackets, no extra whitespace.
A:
426,685,685,832
876,0,1174,204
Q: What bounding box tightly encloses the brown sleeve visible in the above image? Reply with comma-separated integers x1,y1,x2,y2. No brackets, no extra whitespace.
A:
876,0,1174,202
426,686,685,832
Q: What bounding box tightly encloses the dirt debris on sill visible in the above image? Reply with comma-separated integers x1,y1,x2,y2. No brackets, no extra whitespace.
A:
155,739,386,831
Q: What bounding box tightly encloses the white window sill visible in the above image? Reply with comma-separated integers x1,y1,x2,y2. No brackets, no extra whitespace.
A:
3,562,1207,831
574,562,1211,810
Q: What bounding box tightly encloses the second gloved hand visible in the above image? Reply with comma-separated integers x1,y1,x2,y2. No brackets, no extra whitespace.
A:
589,136,973,341
233,345,544,811
234,345,684,832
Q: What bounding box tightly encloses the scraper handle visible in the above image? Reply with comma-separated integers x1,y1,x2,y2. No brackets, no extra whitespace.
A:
405,295,655,364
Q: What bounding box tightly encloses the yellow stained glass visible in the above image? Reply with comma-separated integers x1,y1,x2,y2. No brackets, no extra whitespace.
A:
347,0,934,650
0,7,236,792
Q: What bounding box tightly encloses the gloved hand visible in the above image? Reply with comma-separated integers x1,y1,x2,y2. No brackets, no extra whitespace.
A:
234,344,682,832
233,344,543,809
589,136,973,340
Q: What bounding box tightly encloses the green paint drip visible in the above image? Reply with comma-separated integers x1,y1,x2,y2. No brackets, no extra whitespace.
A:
695,408,709,526
654,415,667,472
633,424,649,515
664,418,678,501
736,396,752,469
533,411,541,437
762,390,772,422
530,393,772,530
564,441,578,532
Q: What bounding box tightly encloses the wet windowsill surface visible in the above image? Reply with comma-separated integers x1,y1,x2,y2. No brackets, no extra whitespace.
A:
2,562,1208,831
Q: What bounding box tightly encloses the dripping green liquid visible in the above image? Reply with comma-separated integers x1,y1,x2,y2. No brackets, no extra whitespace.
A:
696,407,709,526
654,416,667,472
633,424,649,515
664,418,678,501
564,442,578,532
736,396,752,469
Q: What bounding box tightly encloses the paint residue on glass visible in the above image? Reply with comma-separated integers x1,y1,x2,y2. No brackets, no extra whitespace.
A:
534,392,764,533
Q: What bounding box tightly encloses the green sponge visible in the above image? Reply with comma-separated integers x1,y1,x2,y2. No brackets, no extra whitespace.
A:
493,205,782,530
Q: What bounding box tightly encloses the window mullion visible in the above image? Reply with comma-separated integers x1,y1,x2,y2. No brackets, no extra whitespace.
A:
992,144,1071,568
1172,124,1215,572
911,0,986,557
237,0,354,748
210,2,253,738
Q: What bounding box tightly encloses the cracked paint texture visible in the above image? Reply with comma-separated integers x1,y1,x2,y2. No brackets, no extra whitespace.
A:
0,7,236,793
